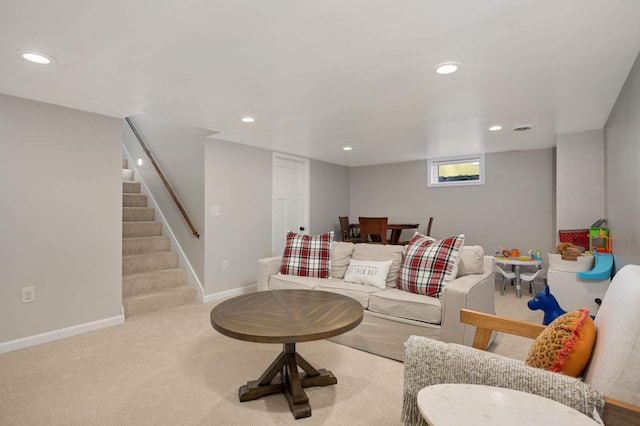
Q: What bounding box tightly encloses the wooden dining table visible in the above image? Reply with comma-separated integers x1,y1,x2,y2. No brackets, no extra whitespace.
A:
350,223,420,244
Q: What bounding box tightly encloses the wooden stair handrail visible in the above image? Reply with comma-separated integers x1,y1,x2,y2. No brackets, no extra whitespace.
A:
125,117,200,238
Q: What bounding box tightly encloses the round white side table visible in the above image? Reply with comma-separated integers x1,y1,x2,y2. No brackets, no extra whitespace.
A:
417,384,599,425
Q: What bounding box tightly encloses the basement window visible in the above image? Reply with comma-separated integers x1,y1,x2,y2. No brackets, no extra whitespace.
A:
428,154,485,187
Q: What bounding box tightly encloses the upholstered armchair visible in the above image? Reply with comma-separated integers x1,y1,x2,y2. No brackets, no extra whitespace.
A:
403,264,640,426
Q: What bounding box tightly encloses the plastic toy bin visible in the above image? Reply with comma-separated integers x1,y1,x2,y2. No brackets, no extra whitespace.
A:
558,229,589,250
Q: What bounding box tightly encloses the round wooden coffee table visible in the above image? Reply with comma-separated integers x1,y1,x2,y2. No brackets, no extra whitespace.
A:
210,289,363,419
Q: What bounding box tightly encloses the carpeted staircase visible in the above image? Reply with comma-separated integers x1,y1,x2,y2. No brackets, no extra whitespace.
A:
122,159,197,317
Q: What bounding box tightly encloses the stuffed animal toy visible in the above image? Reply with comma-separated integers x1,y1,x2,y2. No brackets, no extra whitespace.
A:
556,242,582,260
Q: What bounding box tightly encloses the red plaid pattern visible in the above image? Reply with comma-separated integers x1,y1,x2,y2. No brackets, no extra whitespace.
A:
397,233,465,298
280,231,333,278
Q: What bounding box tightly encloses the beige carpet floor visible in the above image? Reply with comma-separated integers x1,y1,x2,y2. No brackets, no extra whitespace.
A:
490,278,544,360
0,278,542,426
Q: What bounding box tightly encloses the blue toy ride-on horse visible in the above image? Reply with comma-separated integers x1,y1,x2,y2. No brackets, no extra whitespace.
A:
527,283,567,325
528,282,597,325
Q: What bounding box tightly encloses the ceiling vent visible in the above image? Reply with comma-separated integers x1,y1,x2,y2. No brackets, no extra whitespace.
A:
511,124,534,132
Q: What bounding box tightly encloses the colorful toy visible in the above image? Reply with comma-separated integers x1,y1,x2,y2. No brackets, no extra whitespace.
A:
577,249,613,280
556,242,582,260
527,284,566,325
591,229,612,253
529,248,543,261
528,283,596,325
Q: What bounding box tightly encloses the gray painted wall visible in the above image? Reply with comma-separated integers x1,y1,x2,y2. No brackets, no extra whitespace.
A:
350,149,556,260
310,159,351,237
204,139,273,294
203,142,352,295
122,114,206,284
556,130,605,233
604,52,640,270
0,94,122,343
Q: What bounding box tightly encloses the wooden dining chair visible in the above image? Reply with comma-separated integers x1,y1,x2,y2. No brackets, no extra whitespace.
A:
339,216,359,243
425,216,434,236
399,216,433,245
359,217,389,244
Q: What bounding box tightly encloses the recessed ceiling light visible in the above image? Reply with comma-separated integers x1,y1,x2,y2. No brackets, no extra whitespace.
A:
489,125,503,131
137,157,143,166
512,124,535,132
343,146,353,151
434,62,461,75
17,50,55,64
240,116,255,123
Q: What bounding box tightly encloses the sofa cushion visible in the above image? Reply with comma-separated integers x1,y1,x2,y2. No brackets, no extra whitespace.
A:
330,241,354,279
352,243,404,287
268,274,328,290
457,245,484,277
397,233,465,298
368,288,442,324
343,259,393,289
313,281,380,308
280,231,333,278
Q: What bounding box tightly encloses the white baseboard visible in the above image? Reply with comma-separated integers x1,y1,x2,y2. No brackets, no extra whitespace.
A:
1,285,257,353
203,283,257,303
0,313,125,354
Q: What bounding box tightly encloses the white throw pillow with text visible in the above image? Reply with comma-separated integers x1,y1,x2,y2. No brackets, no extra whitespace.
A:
343,259,393,289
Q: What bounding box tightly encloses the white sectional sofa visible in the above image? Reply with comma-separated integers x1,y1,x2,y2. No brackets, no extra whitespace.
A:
257,241,496,361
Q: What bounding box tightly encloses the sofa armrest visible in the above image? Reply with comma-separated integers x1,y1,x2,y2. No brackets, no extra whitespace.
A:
257,256,282,291
440,256,496,346
402,336,604,426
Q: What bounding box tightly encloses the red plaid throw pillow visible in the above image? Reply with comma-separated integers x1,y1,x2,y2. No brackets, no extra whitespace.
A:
280,231,334,278
397,233,465,297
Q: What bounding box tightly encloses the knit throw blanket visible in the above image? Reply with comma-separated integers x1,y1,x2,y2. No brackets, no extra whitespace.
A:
401,336,604,426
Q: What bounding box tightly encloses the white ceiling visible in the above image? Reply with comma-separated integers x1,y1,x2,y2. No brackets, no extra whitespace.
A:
2,1,640,167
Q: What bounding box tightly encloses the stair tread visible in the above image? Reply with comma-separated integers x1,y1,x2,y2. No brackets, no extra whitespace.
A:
123,250,175,257
122,222,160,228
122,221,162,238
123,268,184,279
122,286,197,316
122,268,187,297
122,236,170,254
123,285,194,299
122,221,160,225
122,235,168,241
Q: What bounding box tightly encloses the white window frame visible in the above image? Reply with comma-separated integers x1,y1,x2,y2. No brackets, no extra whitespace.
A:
427,154,485,187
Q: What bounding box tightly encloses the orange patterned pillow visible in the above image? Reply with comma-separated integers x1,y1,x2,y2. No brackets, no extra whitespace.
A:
525,309,596,377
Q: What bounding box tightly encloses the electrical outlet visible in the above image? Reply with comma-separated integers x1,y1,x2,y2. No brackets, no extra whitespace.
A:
222,260,229,271
22,286,35,303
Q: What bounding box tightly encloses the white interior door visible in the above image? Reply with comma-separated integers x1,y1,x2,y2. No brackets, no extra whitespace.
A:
272,153,309,256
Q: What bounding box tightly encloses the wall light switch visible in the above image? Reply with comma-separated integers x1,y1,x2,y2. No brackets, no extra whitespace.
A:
22,286,35,303
210,205,221,217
